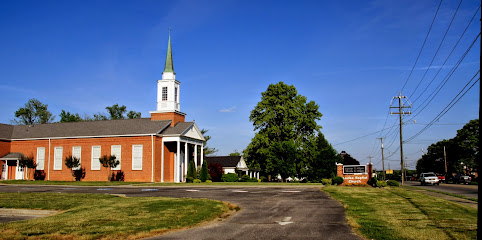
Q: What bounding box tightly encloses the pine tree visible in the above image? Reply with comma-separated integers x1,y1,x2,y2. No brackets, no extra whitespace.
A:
200,161,209,182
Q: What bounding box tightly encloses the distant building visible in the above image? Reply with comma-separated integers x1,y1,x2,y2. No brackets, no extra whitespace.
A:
0,33,204,182
204,156,259,179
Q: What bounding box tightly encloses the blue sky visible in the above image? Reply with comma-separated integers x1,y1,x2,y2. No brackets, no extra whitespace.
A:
0,0,480,171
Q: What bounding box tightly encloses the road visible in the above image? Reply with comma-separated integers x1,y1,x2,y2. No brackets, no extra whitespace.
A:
404,181,478,199
0,185,362,240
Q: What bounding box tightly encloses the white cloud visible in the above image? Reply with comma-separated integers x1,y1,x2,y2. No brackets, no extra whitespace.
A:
220,106,236,113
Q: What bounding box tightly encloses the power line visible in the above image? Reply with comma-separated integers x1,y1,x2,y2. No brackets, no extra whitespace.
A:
405,72,480,142
408,0,463,99
332,125,398,146
411,5,481,105
400,0,443,92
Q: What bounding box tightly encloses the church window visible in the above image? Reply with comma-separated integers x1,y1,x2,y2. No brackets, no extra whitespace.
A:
175,87,178,102
36,147,45,170
91,146,101,170
72,146,81,170
54,147,63,170
132,144,143,170
162,87,168,101
111,145,121,170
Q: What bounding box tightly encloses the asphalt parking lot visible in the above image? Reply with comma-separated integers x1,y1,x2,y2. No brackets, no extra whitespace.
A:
0,185,362,240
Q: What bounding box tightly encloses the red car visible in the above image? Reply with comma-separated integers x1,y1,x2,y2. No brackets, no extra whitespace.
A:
436,173,445,183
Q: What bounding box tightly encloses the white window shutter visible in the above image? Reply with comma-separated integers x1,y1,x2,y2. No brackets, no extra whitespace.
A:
132,145,143,170
111,145,121,170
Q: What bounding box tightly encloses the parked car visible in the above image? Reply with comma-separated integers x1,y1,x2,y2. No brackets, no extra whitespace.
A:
420,173,439,186
436,173,445,183
454,175,471,184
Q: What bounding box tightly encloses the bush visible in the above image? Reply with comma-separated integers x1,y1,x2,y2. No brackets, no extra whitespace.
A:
221,173,238,182
367,177,377,186
248,177,258,182
376,180,387,188
186,177,194,183
321,178,332,185
200,161,209,182
34,170,46,180
239,175,251,182
332,177,344,185
208,163,223,182
111,171,125,181
193,179,201,183
260,176,268,182
206,180,213,183
301,178,308,183
387,180,399,187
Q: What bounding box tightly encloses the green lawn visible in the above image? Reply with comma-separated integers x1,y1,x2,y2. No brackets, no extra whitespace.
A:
323,186,477,240
0,180,322,187
0,192,235,239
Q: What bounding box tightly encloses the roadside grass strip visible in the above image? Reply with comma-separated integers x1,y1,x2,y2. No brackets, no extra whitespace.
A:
0,180,141,186
405,186,478,202
0,192,234,239
323,186,477,240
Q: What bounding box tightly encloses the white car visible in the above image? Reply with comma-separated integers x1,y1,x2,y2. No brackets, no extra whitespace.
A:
420,173,439,186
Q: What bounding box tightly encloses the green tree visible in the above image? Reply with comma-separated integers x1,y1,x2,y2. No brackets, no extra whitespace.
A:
99,155,120,181
64,155,81,181
18,155,36,180
106,104,127,120
13,98,54,125
229,150,241,156
302,132,341,181
93,112,108,121
416,119,479,176
245,82,322,181
186,160,197,182
201,129,218,156
59,110,83,122
127,110,141,119
200,160,209,182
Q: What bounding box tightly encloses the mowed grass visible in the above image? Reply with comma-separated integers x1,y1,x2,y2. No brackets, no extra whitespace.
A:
323,186,477,240
0,180,140,186
0,192,234,240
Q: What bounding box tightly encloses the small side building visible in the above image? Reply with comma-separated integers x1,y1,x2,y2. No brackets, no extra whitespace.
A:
204,156,259,179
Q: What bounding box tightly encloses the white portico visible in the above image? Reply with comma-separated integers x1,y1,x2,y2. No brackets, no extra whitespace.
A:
161,122,205,182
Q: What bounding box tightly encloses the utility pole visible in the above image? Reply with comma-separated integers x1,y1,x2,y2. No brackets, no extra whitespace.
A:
377,137,385,180
368,156,373,164
443,146,447,175
390,92,411,186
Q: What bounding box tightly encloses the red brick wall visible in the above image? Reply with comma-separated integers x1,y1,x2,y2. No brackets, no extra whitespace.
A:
151,112,185,126
0,140,11,179
10,136,163,182
337,163,373,186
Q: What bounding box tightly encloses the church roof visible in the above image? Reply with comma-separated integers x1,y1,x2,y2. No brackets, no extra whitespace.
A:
0,152,26,160
162,122,194,135
204,156,242,168
2,118,171,140
163,31,174,74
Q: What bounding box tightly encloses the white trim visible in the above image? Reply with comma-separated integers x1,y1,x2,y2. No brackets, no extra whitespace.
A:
184,142,188,178
48,139,51,180
11,133,158,141
176,140,180,183
161,138,165,182
151,135,154,182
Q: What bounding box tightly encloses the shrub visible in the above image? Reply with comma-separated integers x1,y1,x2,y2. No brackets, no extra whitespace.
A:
260,176,268,182
208,163,223,182
332,177,344,185
221,173,238,182
186,177,194,183
187,160,197,180
321,178,332,185
74,168,86,181
367,177,377,186
387,180,399,187
34,170,46,180
111,171,125,181
248,177,258,182
206,180,213,183
376,180,387,188
193,179,202,183
239,175,250,182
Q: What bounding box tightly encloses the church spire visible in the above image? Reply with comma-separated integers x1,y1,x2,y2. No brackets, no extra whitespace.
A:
163,29,174,74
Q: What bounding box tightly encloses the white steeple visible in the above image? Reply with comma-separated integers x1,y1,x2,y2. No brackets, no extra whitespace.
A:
155,31,182,114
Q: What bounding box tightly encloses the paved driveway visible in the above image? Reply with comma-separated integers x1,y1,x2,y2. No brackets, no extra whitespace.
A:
0,185,362,240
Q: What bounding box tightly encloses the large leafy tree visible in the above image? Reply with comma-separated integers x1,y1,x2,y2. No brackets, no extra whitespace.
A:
245,82,322,181
301,132,341,181
13,98,54,125
416,119,478,175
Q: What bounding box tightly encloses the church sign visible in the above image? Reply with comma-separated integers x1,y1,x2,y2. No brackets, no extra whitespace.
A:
336,163,373,185
343,165,366,174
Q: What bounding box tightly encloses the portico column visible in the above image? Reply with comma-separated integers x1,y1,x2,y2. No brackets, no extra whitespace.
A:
176,140,180,183
201,145,204,166
184,142,188,179
257,172,259,179
194,144,198,170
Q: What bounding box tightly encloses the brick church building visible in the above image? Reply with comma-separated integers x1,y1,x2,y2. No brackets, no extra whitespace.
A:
0,33,205,182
